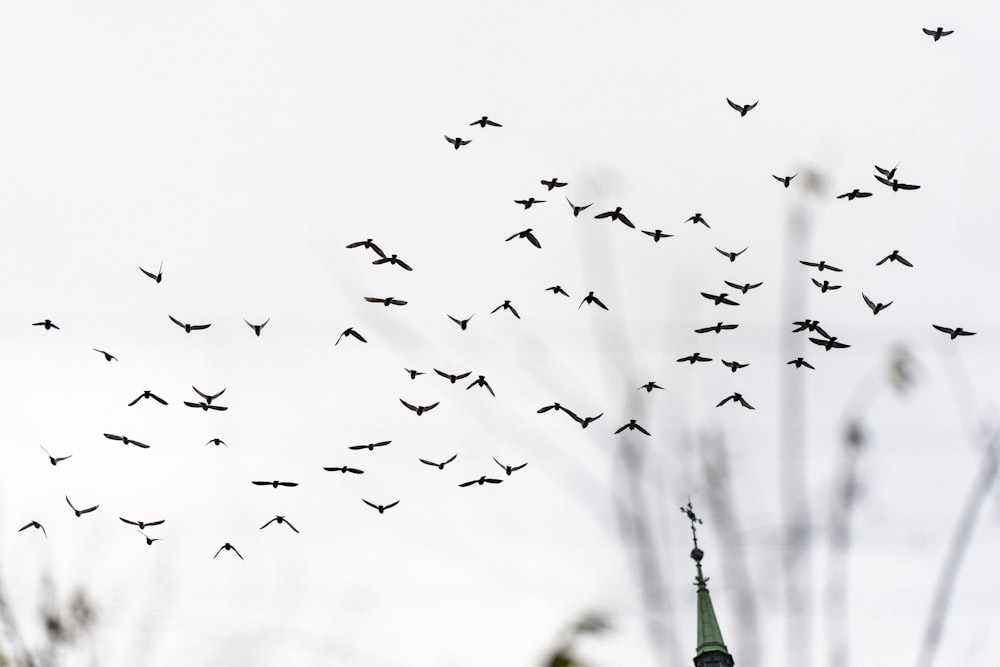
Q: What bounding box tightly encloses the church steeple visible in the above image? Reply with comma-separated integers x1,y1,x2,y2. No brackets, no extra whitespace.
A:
681,500,735,667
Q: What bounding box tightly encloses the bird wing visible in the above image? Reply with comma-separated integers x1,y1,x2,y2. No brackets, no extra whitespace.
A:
526,232,541,248
896,255,914,266
104,433,123,441
260,517,278,529
537,404,554,413
151,393,168,405
390,299,407,305
511,463,527,471
424,402,440,411
285,520,300,533
120,517,139,526
139,266,157,279
444,135,456,145
232,545,244,560
593,296,608,310
874,174,892,187
418,458,437,467
251,481,270,486
400,399,418,412
618,213,634,228
364,297,382,303
127,395,142,406
130,439,150,448
458,480,477,487
384,501,399,509
190,323,210,330
278,482,298,487
922,28,934,35
896,182,920,190
747,101,758,110
443,454,457,465
726,98,741,112
146,519,165,527
593,211,612,219
351,329,368,342
508,305,520,318
168,315,184,328
863,293,876,311
80,505,98,514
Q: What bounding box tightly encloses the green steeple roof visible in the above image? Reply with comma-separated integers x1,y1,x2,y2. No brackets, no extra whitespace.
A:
693,558,729,655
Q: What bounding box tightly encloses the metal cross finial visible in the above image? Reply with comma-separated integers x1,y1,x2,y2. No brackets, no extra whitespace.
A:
680,499,703,549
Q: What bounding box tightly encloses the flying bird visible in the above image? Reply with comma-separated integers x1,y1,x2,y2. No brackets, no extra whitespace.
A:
514,197,545,209
139,263,163,283
874,163,900,180
537,403,578,420
540,177,567,190
39,445,71,466
677,352,713,364
876,250,913,267
459,476,503,487
137,531,162,545
260,516,299,533
348,440,391,451
686,212,710,228
506,228,541,248
373,254,414,270
811,278,842,293
724,280,763,294
836,189,872,200
800,260,842,272
336,327,367,345
345,239,386,258
184,401,227,412
493,457,527,476
469,116,502,128
570,413,603,429
923,27,953,41
17,521,46,538
323,465,364,474
579,291,609,310
192,385,226,404
92,349,117,362
642,229,674,242
32,319,59,330
694,322,739,334
862,293,893,315
717,393,754,410
214,543,243,560
637,381,664,392
447,315,474,330
773,174,797,188
205,438,228,447
810,336,851,351
932,325,976,340
65,496,98,517
614,419,651,435
435,369,471,384
251,480,299,488
546,285,570,297
244,319,269,336
104,433,150,448
168,315,210,333
491,300,520,319
726,98,758,116
565,197,592,217
400,399,439,416
120,517,164,529
419,454,457,470
594,206,634,228
874,174,920,192
787,357,815,369
467,375,495,396
444,136,471,149
128,390,168,407
721,359,749,373
715,247,747,262
365,296,408,307
792,320,830,337
363,499,399,514
404,368,424,379
700,292,740,306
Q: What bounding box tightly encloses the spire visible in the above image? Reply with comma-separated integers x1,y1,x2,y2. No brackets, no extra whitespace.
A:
681,500,734,667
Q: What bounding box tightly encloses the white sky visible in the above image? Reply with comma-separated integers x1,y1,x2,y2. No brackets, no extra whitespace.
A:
2,2,999,666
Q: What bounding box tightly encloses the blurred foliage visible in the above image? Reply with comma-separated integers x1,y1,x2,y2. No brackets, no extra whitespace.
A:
0,577,96,667
542,611,610,667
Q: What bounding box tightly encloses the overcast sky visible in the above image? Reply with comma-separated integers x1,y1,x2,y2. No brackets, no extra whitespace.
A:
2,2,999,666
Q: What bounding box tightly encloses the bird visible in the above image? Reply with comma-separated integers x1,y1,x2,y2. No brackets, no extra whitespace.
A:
874,174,920,192
137,531,162,545
932,325,976,340
514,197,544,209
811,278,842,293
506,228,541,248
214,543,243,560
721,359,749,373
65,496,98,517
168,315,210,333
836,189,872,200
594,206,634,228
244,319,269,336
536,403,577,419
773,173,797,188
579,291,609,310
570,413,603,429
724,280,763,294
92,349,117,362
727,98,758,116
874,163,900,180
345,239,386,258
336,327,367,345
400,399,439,416
363,499,399,514
637,381,664,392
251,480,298,488
404,368,424,379
493,457,527,476
193,386,226,404
120,517,165,529
695,322,739,334
459,476,503,487
810,336,851,351
373,254,414,270
677,352,713,364
104,433,150,448
469,116,502,128
715,247,747,262
17,521,46,538
466,375,495,396
787,357,815,369
686,212,710,228
800,259,843,272
365,296,408,307
642,229,674,242
39,445,71,466
565,197,592,217
419,454,457,470
435,369,471,384
546,285,570,297
717,393,754,410
491,300,520,319
447,315,474,331
260,516,299,533
205,438,228,447
32,319,59,330
700,292,740,306
862,293,893,315
128,390,168,407
540,177,567,190
615,419,651,435
323,465,364,474
876,250,913,267
791,320,830,338
923,27,953,41
444,136,471,150
139,263,163,283
183,401,227,412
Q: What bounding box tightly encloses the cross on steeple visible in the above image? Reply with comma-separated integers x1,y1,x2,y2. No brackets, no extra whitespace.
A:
680,499,704,552
681,498,734,666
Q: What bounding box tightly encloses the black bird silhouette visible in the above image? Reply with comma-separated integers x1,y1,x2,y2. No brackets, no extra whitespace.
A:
493,457,527,475
874,174,920,192
260,516,299,533
435,369,471,384
594,206,634,228
715,247,747,262
540,177,567,190
214,543,243,560
345,239,386,258
791,320,830,338
470,116,502,128
862,293,893,315
565,197,592,217
244,319,269,336
373,254,414,270
721,359,749,373
694,322,738,334
447,315,474,330
137,531,162,545
579,291,609,310
615,419,651,435
546,285,570,297
874,163,900,180
459,476,503,487
726,98,758,116
205,438,228,447
514,197,544,209
876,250,913,267
363,499,399,514
92,348,117,362
570,413,603,429
787,357,815,369
251,480,298,488
444,136,471,150
637,381,664,392
400,399,439,416
365,296,408,307
724,280,763,294
192,384,225,404
800,259,843,272
40,445,71,466
773,174,797,188
18,521,46,538
923,27,953,41
336,327,367,345
184,401,227,412
836,189,872,200
139,263,163,283
537,403,579,420
32,319,59,330
717,393,754,410
932,325,976,340
686,213,710,228
323,465,365,474
404,368,424,379
677,352,713,364
128,390,168,407
120,517,165,529
506,228,541,248
65,496,98,517
168,315,210,333
642,229,674,242
467,375,495,396
700,292,740,306
811,278,842,293
491,300,520,319
419,454,457,470
810,336,851,351
348,440,391,451
104,433,150,449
